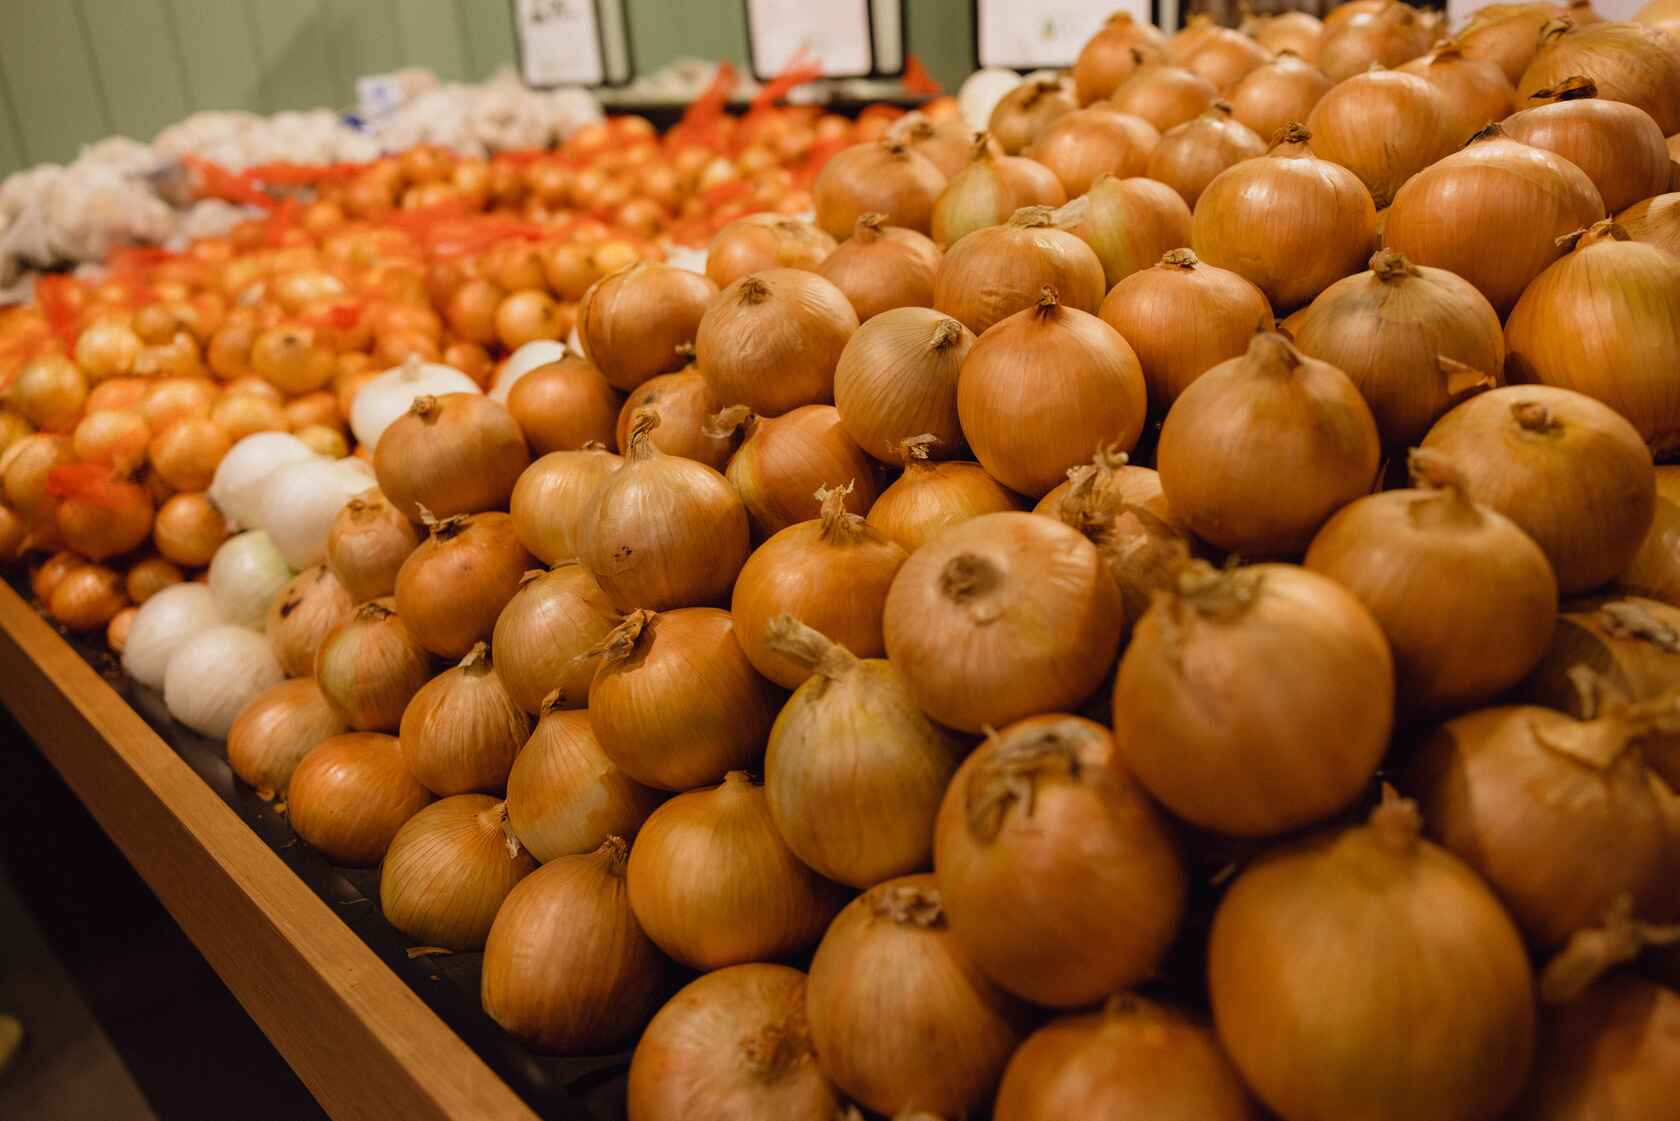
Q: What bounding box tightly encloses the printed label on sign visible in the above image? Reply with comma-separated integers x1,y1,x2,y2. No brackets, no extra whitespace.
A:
746,0,875,78
978,0,1153,70
516,0,606,87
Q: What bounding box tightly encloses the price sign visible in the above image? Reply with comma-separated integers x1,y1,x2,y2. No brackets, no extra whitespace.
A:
513,0,631,87
744,0,876,80
976,0,1155,71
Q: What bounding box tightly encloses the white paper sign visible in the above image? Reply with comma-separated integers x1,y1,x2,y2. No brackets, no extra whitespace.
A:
978,0,1153,70
1446,0,1642,25
746,0,875,79
516,0,607,87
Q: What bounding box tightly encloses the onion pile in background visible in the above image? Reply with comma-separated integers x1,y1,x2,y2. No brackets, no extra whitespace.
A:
6,5,1680,1119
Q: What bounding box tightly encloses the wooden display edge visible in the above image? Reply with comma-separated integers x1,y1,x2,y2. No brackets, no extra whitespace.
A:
0,580,540,1121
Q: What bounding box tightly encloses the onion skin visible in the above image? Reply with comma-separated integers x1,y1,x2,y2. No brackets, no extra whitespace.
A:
812,140,946,239
1617,190,1680,257
1074,13,1169,104
1110,58,1218,132
616,369,735,470
491,566,620,713
865,454,1023,554
1518,18,1680,135
1208,793,1536,1121
398,643,530,797
505,705,661,863
1306,69,1458,209
1246,10,1325,61
508,447,622,566
816,213,941,324
833,309,973,463
315,600,435,733
931,139,1022,249
227,678,347,794
626,964,838,1121
989,80,1078,155
805,875,1033,1118
1518,974,1680,1121
1317,2,1432,83
1619,467,1680,604
1401,43,1518,142
706,215,837,289
695,269,859,418
1421,386,1655,595
505,354,621,454
287,732,434,866
1145,102,1265,209
577,263,717,391
1505,77,1673,212
1027,108,1161,198
934,206,1107,336
380,794,536,951
1460,2,1566,83
994,997,1263,1121
395,513,534,659
882,511,1124,733
266,565,355,679
933,716,1184,1007
1227,53,1335,143
1184,28,1275,93
1067,175,1194,290
373,393,530,521
720,405,883,540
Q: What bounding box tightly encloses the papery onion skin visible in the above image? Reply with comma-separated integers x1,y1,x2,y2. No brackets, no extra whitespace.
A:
315,599,435,732
1183,28,1275,92
399,643,531,796
577,263,718,392
1145,101,1266,208
1460,2,1566,83
373,393,530,521
1113,562,1394,837
816,213,942,324
1618,467,1680,604
380,794,536,951
505,353,621,454
1317,2,1432,83
1400,43,1519,142
882,511,1124,732
127,556,186,606
626,964,838,1121
1067,175,1195,290
505,704,661,862
1027,108,1161,198
164,624,285,739
695,269,859,418
227,677,347,794
1110,57,1219,132
1305,68,1458,209
1516,973,1680,1121
1074,13,1169,104
865,448,1024,554
152,491,228,567
706,214,838,289
933,716,1185,1007
327,487,420,604
1505,77,1672,212
812,140,946,239
1518,18,1680,134
719,405,882,540
616,368,735,470
1208,793,1536,1121
48,564,126,633
934,206,1107,336
287,732,434,866
988,80,1079,155
1617,190,1680,257
834,309,973,463
395,512,535,659
509,447,622,566
1246,10,1324,61
1227,53,1335,143
492,566,621,713
931,138,1022,249
266,565,355,679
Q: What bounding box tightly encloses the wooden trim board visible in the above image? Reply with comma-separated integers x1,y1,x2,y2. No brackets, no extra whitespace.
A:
0,580,540,1121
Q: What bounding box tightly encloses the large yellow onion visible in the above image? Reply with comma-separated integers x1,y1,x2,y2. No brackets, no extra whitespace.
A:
931,134,1021,248
1459,2,1566,83
379,795,535,951
812,139,946,239
1145,101,1266,208
933,206,1106,336
1192,124,1378,310
1518,18,1680,134
933,715,1185,1007
1158,333,1379,556
508,446,622,566
1099,248,1273,409
1306,68,1457,208
1027,107,1161,197
1113,561,1393,836
398,642,531,796
492,566,619,713
616,362,736,471
1638,0,1680,37
815,213,941,323
1384,123,1606,315
1617,189,1680,256
1318,1,1433,83
395,512,534,660
1306,448,1558,719
503,353,619,456
833,308,972,463
1066,176,1194,290
1073,13,1169,104
988,79,1078,155
1620,467,1680,603
1421,386,1655,594
576,263,718,391
1505,76,1672,212
1227,52,1334,141
705,214,837,289
897,115,978,180
1291,249,1503,451
1244,11,1324,61
373,393,529,520
1519,970,1680,1121
226,677,347,794
1169,13,1225,62
504,702,661,861
882,511,1124,732
695,269,858,417
1109,55,1218,132
715,404,882,539
1208,791,1536,1121
1184,28,1274,92
957,289,1147,497
1400,42,1518,142
864,439,1024,554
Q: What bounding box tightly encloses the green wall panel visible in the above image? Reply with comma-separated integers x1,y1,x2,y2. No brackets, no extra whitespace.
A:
0,54,30,175
248,1,339,114
77,0,194,142
394,0,471,81
0,0,110,166
455,0,517,80
161,0,264,118
325,0,406,103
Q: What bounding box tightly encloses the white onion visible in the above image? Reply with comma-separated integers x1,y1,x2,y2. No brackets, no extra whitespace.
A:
959,67,1026,130
489,340,567,403
347,356,480,451
121,583,223,690
255,457,377,570
163,624,284,739
207,531,292,629
207,432,318,531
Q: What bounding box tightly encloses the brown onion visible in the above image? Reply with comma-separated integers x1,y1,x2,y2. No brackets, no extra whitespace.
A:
123,557,180,606
1168,12,1224,61
1318,1,1432,83
931,134,1021,248
266,565,354,678
1067,175,1194,289
398,642,530,796
1400,41,1518,142
577,263,717,392
1184,28,1274,92
508,446,622,566
395,512,534,659
1074,13,1169,103
896,115,979,179
1146,101,1266,208
373,393,529,521
815,213,941,323
227,677,347,793
934,206,1106,335
505,352,620,454
988,79,1078,155
1507,76,1672,212
1461,2,1567,82
47,564,125,632
1028,107,1161,197
380,795,535,950
865,438,1023,553
1227,52,1335,141
314,599,434,732
148,416,231,493
491,565,619,713
1618,189,1680,256
286,732,433,865
1245,10,1324,60
151,491,227,566
1109,54,1218,131
1620,467,1680,603
813,139,946,239
49,465,152,561
696,269,858,417
327,487,420,603
706,215,837,289
1519,18,1680,134
714,405,880,540
72,409,148,473
9,354,86,434
616,364,734,470
505,702,660,861
833,309,972,463
1306,68,1457,209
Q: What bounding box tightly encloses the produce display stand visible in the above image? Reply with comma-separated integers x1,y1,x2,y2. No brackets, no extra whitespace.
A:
0,577,630,1121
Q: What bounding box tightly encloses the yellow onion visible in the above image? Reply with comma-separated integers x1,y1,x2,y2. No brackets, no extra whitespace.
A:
957,288,1147,497
1400,41,1518,142
995,996,1263,1121
1306,448,1558,719
1506,76,1672,212
1318,1,1432,83
1460,2,1567,82
287,732,434,865
1067,175,1194,289
1244,10,1324,60
1168,12,1223,61
1638,0,1680,36
266,564,354,678
1519,18,1680,134
72,409,148,473
326,487,419,604
695,269,859,417
933,715,1184,1007
865,437,1023,553
1114,562,1392,836
883,511,1124,732
1028,107,1161,197
626,771,846,969
1227,52,1334,141
988,79,1078,155
1145,101,1265,208
315,599,434,732
373,393,529,521
627,964,838,1121
575,411,749,611
897,115,980,179
1109,54,1218,131
1209,790,1536,1121
398,642,530,796
706,214,837,289
1306,68,1457,209
395,512,534,658
834,309,972,463
228,677,347,794
1617,189,1680,256
930,134,1020,248
481,836,663,1054
491,565,619,713
762,615,967,888
1291,249,1503,451
1074,13,1169,103
616,362,736,470
1184,28,1275,92
935,206,1106,336
1620,467,1680,603
1421,386,1655,594
588,608,779,790
505,352,620,454
508,446,622,566
1158,333,1379,555
813,139,946,239
49,466,152,561
806,875,1032,1117
1384,123,1606,315
380,794,535,950
1192,123,1377,310
995,152,1069,209
815,213,940,324
505,702,661,861
713,405,882,539
577,263,718,391
9,354,86,434
1098,248,1272,409
47,564,125,633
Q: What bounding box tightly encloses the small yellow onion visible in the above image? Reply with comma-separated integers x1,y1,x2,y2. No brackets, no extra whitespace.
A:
395,512,534,658
491,565,620,713
1459,2,1567,83
957,287,1147,497
226,677,347,794
398,642,530,796
47,564,126,633
933,715,1185,1007
705,214,837,289
883,511,1124,732
1067,175,1194,289
1183,28,1275,92
988,79,1078,155
588,608,780,790
575,411,749,612
762,615,967,888
505,352,620,455
1617,189,1680,256
380,794,535,950
1244,10,1324,61
1196,123,1379,312
1518,18,1680,134
1027,107,1161,198
1619,467,1680,603
1384,123,1606,316
1291,249,1503,452
935,207,1107,336
1317,1,1432,83
508,446,622,566
314,600,435,732
505,701,661,861
1306,68,1458,209
373,393,530,520
1506,76,1673,212
833,308,973,463
577,263,718,391
327,487,420,603
286,732,434,865
1109,53,1218,132
616,362,736,470
626,771,846,969
713,404,881,539
1421,386,1655,594
1400,41,1518,142
812,139,946,239
816,213,941,324
481,836,663,1054
1305,448,1559,719
1145,101,1266,208
1227,52,1335,141
865,437,1023,554
695,269,859,417
9,354,86,434
266,564,354,679
1158,333,1380,556
1074,13,1169,103
72,409,148,473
